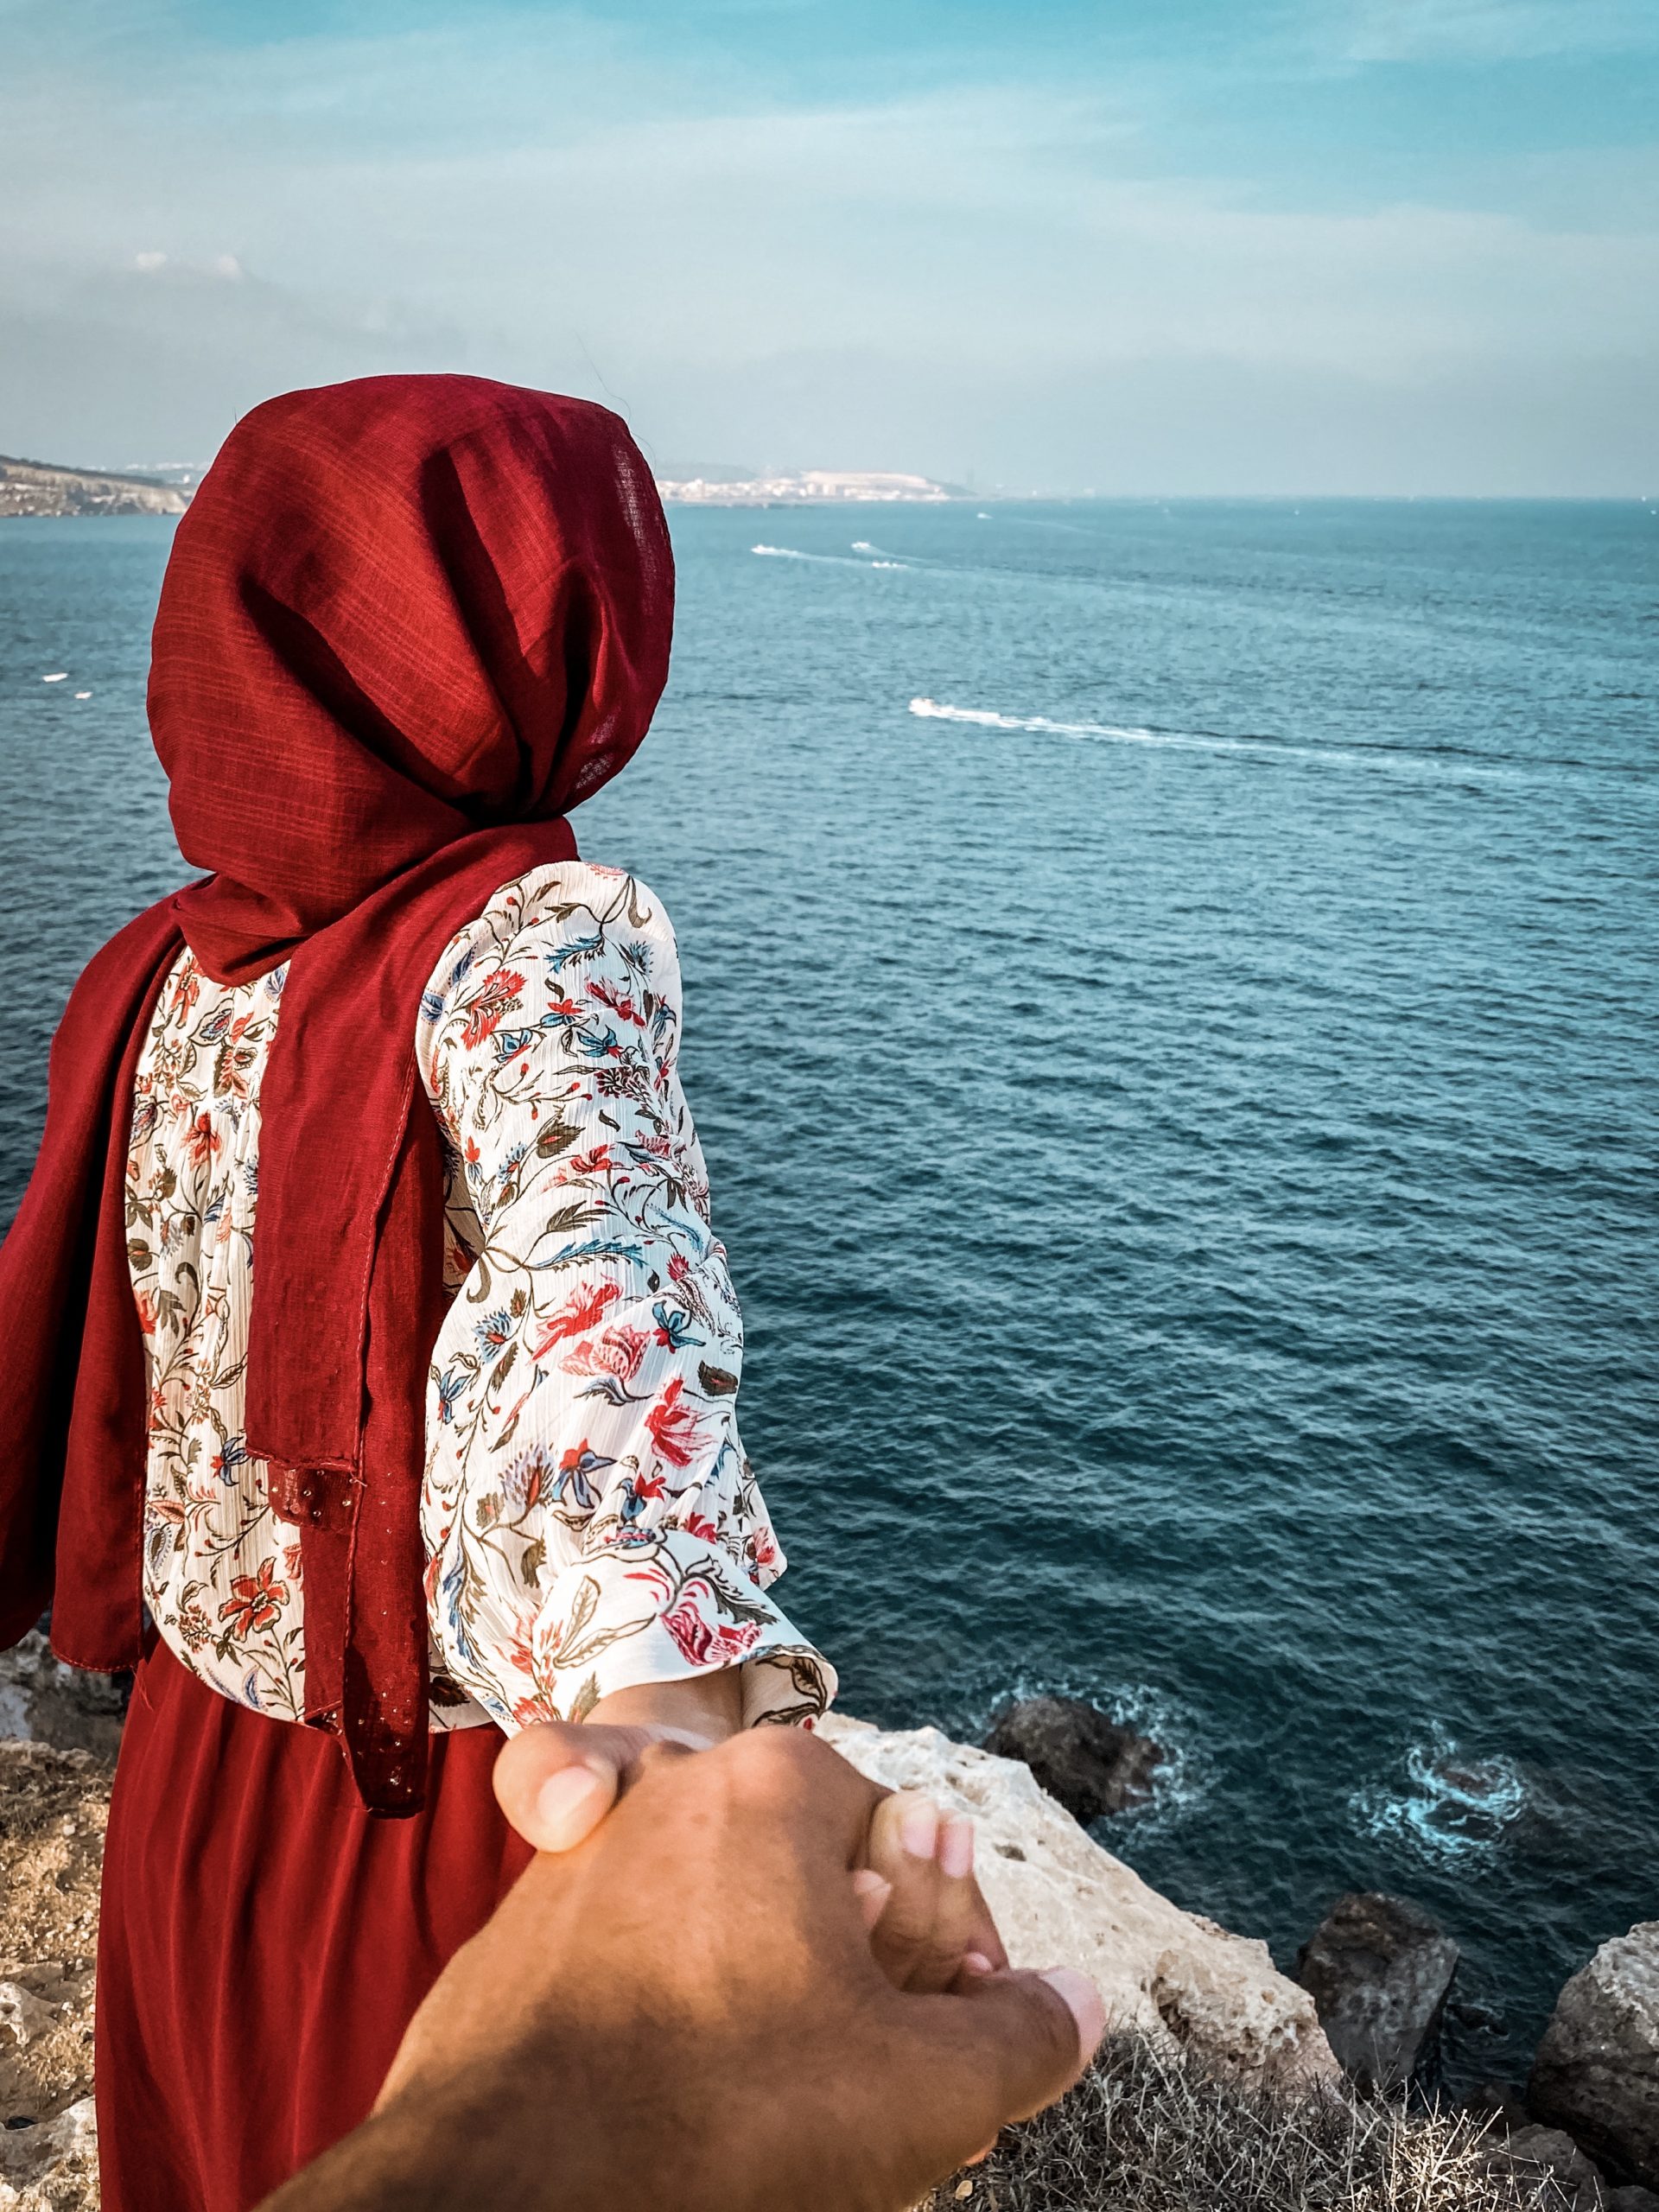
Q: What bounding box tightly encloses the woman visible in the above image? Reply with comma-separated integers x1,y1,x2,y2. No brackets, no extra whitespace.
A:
0,377,902,2210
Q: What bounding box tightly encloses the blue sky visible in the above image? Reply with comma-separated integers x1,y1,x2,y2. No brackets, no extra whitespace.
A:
3,0,1656,491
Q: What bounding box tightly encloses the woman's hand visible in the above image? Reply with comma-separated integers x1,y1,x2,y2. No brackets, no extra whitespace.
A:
495,1692,1007,1997
512,1672,742,1847
853,1789,1008,1993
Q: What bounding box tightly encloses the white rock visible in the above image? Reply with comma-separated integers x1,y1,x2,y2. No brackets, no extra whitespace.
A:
0,1633,126,1757
0,2094,98,2202
0,1986,57,2049
1530,1921,1659,2190
819,1713,1338,2088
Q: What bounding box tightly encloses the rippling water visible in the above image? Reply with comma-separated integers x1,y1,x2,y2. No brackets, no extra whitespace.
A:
2,500,1655,2085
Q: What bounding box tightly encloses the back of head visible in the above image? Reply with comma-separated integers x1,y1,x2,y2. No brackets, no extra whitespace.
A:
149,373,674,980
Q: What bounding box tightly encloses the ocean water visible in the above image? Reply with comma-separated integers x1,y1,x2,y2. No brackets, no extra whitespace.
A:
2,500,1655,2086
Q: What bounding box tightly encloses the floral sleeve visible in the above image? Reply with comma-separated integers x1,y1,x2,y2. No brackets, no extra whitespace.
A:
416,861,834,1733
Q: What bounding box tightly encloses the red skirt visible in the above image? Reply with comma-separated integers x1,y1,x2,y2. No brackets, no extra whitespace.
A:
96,1637,532,2212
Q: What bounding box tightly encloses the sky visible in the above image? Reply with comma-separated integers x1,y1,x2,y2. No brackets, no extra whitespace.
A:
2,0,1656,493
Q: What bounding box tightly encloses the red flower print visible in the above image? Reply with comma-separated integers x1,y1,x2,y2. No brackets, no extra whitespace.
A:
662,1590,762,1669
561,1323,649,1385
569,1146,613,1177
503,1617,539,1678
460,968,526,1050
217,1556,289,1641
530,1281,622,1358
136,1289,160,1337
679,1511,720,1544
282,1542,304,1584
186,1112,219,1168
588,979,645,1027
645,1377,707,1470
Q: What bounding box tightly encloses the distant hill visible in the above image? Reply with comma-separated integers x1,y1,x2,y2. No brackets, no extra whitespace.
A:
655,466,963,505
0,455,191,518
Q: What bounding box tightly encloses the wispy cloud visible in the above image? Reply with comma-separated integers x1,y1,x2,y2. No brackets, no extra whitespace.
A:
0,2,1653,488
1343,0,1659,63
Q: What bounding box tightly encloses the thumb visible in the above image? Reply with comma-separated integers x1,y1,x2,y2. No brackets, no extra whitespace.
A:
925,1966,1105,2146
493,1718,713,1852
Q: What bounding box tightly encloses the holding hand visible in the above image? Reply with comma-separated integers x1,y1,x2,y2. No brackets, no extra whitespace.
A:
498,1715,1007,1995
293,1726,1105,2212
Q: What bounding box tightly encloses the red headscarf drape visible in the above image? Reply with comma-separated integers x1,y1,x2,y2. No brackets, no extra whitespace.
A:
0,375,675,1811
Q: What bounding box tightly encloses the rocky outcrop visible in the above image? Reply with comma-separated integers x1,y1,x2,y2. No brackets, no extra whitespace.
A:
1294,1892,1459,2093
819,1713,1337,2088
1530,1923,1659,2190
0,1637,127,1761
0,2095,98,2210
0,1737,108,2212
1490,2125,1612,2210
982,1696,1166,1822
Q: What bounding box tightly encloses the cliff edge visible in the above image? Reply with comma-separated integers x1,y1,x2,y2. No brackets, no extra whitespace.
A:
820,1712,1338,2088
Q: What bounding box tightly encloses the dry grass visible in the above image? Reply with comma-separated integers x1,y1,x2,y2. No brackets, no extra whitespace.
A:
930,2037,1570,2212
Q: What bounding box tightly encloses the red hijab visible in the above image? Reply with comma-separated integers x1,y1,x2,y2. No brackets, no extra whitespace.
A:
0,376,674,1811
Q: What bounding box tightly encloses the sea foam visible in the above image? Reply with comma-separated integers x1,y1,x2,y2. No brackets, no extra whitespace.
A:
1351,1732,1527,1863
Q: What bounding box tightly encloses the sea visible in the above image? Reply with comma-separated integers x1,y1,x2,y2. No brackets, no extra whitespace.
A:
1,499,1655,2089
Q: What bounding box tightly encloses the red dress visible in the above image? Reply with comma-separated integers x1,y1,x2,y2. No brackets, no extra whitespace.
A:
96,1637,531,2212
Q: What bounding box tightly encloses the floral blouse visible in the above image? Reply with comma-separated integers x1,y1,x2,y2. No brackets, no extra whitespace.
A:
126,861,833,1736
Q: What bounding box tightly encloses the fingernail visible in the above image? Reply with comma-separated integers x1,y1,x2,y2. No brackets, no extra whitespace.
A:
961,1950,994,1977
1039,1967,1106,2060
533,1763,608,1849
899,1798,940,1861
852,1869,893,1929
939,1815,975,1880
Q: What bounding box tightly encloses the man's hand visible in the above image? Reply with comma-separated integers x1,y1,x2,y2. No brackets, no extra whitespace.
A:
507,1713,1009,1993
265,1727,1103,2212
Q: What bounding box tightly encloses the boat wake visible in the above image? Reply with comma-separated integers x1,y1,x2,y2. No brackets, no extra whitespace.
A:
752,543,908,570
906,696,1550,779
909,695,1222,753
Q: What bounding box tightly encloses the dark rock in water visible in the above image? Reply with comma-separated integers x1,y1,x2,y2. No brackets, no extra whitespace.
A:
1464,2078,1533,2135
1493,2125,1607,2210
982,1696,1166,1822
1294,1891,1459,2093
0,1629,128,1758
1530,1923,1659,2190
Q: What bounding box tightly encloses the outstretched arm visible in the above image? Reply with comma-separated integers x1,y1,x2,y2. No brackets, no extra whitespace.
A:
416,861,833,1733
258,1726,1104,2212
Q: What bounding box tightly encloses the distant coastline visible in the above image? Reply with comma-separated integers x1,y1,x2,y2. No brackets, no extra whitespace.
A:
2,453,968,518
0,456,193,518
654,467,963,506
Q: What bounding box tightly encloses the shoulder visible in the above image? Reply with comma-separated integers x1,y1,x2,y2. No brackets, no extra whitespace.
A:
418,862,681,1044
